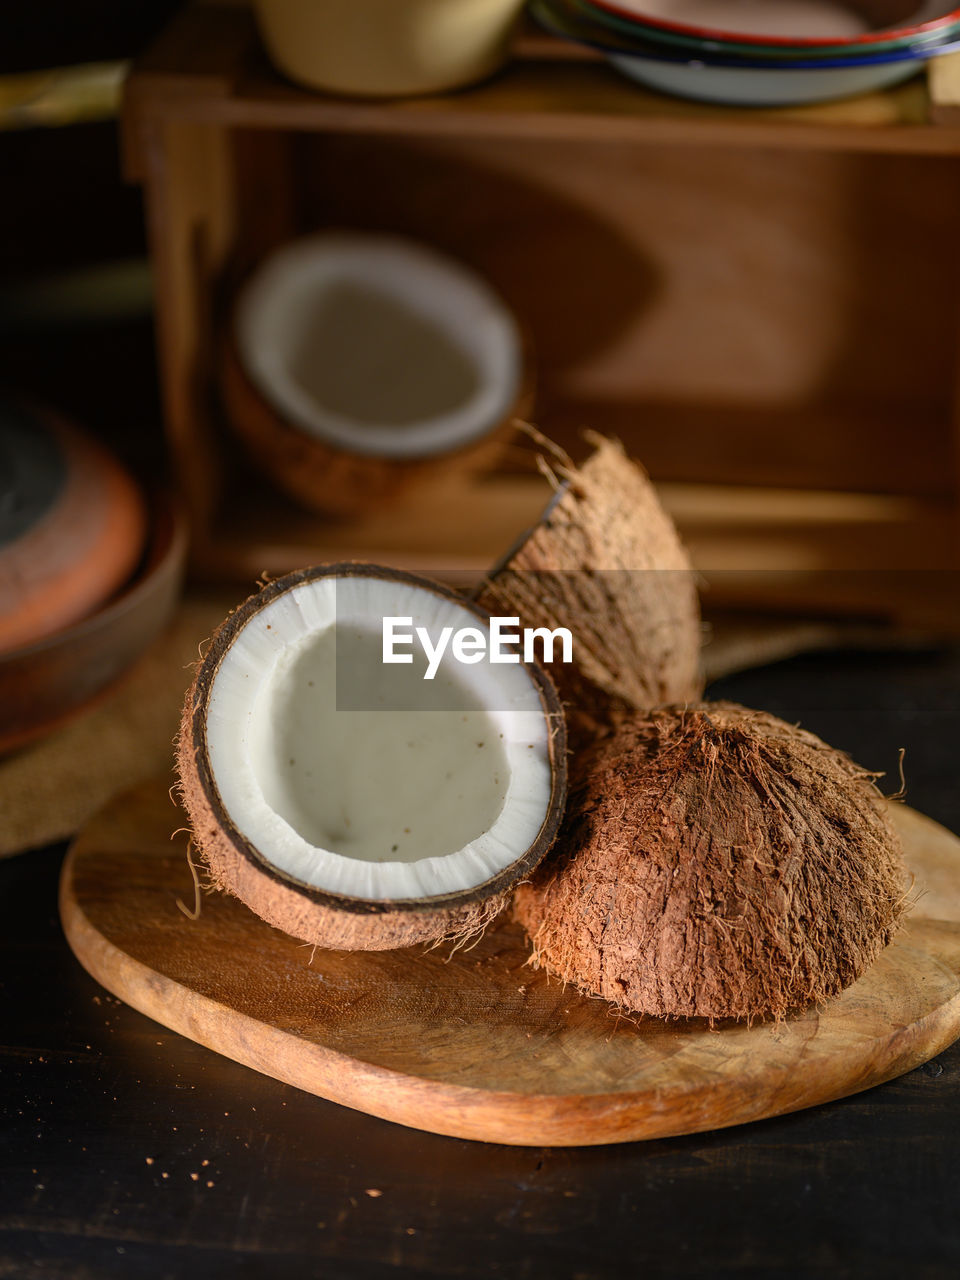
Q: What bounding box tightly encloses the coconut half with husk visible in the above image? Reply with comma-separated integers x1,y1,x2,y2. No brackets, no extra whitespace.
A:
177,564,566,950
222,233,529,518
514,701,906,1022
475,431,702,742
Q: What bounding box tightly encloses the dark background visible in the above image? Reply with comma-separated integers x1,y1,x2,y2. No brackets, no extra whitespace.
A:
0,1,181,471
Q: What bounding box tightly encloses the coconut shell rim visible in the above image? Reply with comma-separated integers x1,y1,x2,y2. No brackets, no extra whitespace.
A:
184,561,568,918
478,479,569,589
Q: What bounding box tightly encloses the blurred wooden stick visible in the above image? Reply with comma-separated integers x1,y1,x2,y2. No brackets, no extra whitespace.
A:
0,61,126,131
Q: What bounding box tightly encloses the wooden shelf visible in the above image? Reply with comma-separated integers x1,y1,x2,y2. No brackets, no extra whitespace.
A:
126,4,960,163
192,472,958,631
125,3,960,631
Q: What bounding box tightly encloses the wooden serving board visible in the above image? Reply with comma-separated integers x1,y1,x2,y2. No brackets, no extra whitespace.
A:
61,779,960,1147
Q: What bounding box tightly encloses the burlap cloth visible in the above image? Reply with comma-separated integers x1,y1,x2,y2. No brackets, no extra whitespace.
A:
0,590,241,857
0,592,841,858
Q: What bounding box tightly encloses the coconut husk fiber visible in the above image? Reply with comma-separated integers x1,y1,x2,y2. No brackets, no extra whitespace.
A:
514,701,907,1023
475,433,702,743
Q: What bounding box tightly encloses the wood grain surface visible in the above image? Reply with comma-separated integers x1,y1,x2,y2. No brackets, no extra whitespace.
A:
60,778,960,1147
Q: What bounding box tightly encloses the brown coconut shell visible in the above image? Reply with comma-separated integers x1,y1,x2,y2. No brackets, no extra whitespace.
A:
474,433,702,743
220,331,533,520
176,564,567,951
513,701,906,1022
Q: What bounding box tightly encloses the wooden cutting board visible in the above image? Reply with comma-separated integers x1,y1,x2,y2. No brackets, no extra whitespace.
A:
60,778,960,1147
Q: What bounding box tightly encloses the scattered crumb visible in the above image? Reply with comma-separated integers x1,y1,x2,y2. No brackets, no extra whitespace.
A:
145,1157,154,1166
365,1189,382,1198
190,1173,199,1182
161,1172,169,1180
206,1180,215,1188
406,1228,416,1236
201,1159,209,1167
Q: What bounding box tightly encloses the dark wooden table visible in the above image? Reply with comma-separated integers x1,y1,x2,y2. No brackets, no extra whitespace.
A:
3,646,959,1280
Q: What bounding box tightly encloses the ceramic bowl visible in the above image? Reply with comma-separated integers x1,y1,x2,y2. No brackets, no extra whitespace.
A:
254,0,526,97
0,492,187,755
588,0,960,49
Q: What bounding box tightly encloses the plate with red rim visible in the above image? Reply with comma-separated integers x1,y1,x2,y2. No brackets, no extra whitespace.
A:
533,0,960,67
587,0,960,48
532,0,960,104
578,0,960,57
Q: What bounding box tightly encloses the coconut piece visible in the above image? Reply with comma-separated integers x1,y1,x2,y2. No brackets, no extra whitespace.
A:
177,564,566,951
474,433,702,740
514,701,906,1022
222,233,529,518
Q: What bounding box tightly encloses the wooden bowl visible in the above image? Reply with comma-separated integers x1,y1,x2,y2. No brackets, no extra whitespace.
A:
0,402,147,655
0,493,188,755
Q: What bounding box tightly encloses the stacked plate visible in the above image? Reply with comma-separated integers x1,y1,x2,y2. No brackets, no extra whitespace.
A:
530,0,960,104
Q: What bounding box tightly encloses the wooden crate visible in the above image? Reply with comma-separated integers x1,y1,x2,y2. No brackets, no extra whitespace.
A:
124,2,960,628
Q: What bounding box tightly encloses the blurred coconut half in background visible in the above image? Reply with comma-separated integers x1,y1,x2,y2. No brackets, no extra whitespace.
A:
221,233,529,518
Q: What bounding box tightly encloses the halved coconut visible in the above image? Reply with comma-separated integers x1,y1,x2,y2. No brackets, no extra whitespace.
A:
475,432,702,740
514,702,906,1022
177,564,566,950
222,233,528,517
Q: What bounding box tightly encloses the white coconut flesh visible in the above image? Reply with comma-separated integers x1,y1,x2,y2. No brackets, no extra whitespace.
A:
204,575,555,902
235,234,521,459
